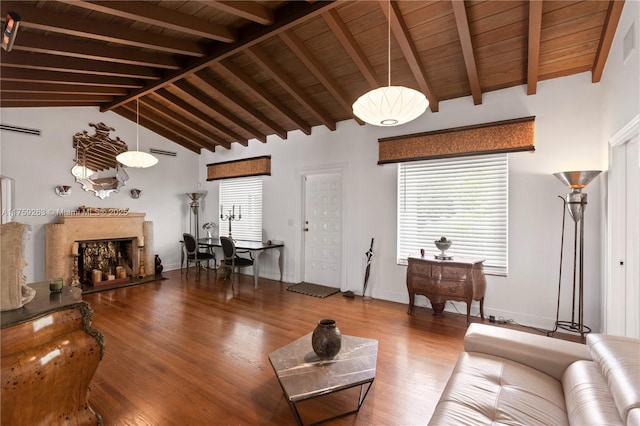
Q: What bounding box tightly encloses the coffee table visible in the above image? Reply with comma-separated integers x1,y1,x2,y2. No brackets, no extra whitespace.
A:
269,333,378,426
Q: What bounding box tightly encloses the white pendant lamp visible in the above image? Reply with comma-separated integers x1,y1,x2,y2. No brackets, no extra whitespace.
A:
352,0,429,126
116,98,158,168
71,164,94,178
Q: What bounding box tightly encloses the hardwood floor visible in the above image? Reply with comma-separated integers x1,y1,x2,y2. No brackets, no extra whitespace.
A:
82,269,479,425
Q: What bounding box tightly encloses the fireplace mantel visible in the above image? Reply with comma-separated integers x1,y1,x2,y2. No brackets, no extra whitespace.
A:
45,213,154,286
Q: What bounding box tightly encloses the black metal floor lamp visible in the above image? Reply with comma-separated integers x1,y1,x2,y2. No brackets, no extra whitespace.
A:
549,170,601,341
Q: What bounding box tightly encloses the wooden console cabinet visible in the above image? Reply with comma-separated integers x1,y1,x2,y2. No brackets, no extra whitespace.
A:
1,282,104,425
406,256,486,324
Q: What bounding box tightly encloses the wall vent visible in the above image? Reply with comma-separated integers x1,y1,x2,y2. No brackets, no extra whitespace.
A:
149,148,176,157
0,124,41,136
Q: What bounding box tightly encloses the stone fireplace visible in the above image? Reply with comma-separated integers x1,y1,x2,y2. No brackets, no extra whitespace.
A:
45,212,154,286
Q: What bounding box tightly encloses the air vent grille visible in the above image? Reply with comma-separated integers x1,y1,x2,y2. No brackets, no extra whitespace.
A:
0,124,41,136
149,148,176,157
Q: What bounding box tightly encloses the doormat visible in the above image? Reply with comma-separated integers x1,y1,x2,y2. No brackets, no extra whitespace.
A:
287,282,340,298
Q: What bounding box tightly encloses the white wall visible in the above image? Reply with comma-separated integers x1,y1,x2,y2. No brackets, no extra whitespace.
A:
600,0,640,148
599,1,640,334
0,107,199,280
200,72,605,331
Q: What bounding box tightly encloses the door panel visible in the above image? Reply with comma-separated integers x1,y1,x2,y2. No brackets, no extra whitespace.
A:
608,136,639,338
304,173,342,287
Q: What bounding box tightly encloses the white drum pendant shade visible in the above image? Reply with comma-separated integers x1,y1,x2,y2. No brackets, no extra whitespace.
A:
352,86,429,126
116,150,158,168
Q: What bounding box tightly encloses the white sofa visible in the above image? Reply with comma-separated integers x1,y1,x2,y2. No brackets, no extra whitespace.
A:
429,323,640,425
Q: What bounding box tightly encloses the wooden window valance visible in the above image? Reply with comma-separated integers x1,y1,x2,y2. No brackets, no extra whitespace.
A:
378,117,535,164
206,156,271,181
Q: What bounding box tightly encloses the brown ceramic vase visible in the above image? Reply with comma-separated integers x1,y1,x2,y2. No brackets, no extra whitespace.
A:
311,319,342,359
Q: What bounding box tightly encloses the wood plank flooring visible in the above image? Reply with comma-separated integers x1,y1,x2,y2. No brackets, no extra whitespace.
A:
82,269,484,425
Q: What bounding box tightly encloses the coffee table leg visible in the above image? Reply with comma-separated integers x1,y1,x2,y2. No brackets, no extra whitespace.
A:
287,380,374,426
288,400,305,426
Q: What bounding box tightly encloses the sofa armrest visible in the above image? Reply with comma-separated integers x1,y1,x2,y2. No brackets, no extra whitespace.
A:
464,323,591,380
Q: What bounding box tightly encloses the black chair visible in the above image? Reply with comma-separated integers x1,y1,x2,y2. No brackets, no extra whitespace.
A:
182,233,216,276
220,236,253,287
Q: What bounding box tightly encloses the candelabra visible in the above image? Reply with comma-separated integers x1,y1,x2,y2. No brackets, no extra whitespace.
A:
71,255,81,287
220,204,241,238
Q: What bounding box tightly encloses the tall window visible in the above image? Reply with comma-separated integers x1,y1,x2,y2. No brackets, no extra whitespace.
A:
397,154,508,275
219,176,262,241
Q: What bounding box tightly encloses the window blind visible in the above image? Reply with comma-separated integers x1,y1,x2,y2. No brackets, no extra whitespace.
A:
219,176,262,241
397,154,508,275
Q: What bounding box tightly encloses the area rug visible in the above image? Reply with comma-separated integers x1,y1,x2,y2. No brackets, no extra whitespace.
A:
287,282,340,298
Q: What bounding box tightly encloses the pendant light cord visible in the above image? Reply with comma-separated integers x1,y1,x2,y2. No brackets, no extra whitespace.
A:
136,98,140,151
387,0,391,87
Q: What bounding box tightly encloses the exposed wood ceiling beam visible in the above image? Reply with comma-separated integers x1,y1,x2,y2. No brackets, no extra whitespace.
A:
141,97,231,150
155,89,249,146
194,70,289,140
172,80,264,144
101,1,338,112
280,29,364,124
0,81,128,96
0,2,207,57
57,1,236,43
527,0,543,95
451,0,482,105
194,1,275,25
246,46,336,131
219,59,312,135
114,106,201,154
322,9,382,88
592,0,625,83
13,32,182,70
0,67,144,88
380,0,439,112
0,51,160,80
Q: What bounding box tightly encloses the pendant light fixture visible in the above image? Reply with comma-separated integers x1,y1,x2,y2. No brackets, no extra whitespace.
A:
352,0,429,126
116,98,158,168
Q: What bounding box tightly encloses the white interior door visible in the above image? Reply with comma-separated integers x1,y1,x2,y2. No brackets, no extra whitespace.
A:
303,173,342,287
608,135,639,338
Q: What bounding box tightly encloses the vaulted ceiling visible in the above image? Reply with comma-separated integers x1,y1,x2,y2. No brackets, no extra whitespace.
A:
0,1,624,154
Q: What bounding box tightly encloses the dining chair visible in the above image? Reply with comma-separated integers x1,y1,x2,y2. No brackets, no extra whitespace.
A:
220,236,253,287
182,233,216,277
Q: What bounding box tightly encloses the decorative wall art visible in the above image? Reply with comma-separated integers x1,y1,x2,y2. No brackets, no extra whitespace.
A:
72,122,129,199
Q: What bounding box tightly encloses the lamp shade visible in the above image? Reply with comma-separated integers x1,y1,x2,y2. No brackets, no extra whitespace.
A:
352,86,429,126
553,170,601,189
116,150,158,168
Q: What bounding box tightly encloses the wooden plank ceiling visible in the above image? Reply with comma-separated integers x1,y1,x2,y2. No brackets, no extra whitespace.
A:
0,0,624,154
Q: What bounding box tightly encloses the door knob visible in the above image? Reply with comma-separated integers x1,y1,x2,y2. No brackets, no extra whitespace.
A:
304,228,309,232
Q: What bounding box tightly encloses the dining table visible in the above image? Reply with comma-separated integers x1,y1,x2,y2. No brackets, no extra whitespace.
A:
197,238,284,288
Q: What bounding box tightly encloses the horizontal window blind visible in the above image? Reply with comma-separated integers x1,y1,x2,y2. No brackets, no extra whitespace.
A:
397,154,508,275
219,176,262,241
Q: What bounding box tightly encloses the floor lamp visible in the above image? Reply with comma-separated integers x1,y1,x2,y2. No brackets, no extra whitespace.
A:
185,192,207,241
549,170,601,340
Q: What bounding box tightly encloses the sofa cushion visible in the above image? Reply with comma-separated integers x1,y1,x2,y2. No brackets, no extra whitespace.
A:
562,360,623,425
429,352,569,425
464,323,590,381
588,334,640,424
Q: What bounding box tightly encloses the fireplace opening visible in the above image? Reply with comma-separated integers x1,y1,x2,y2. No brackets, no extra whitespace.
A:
78,238,136,286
